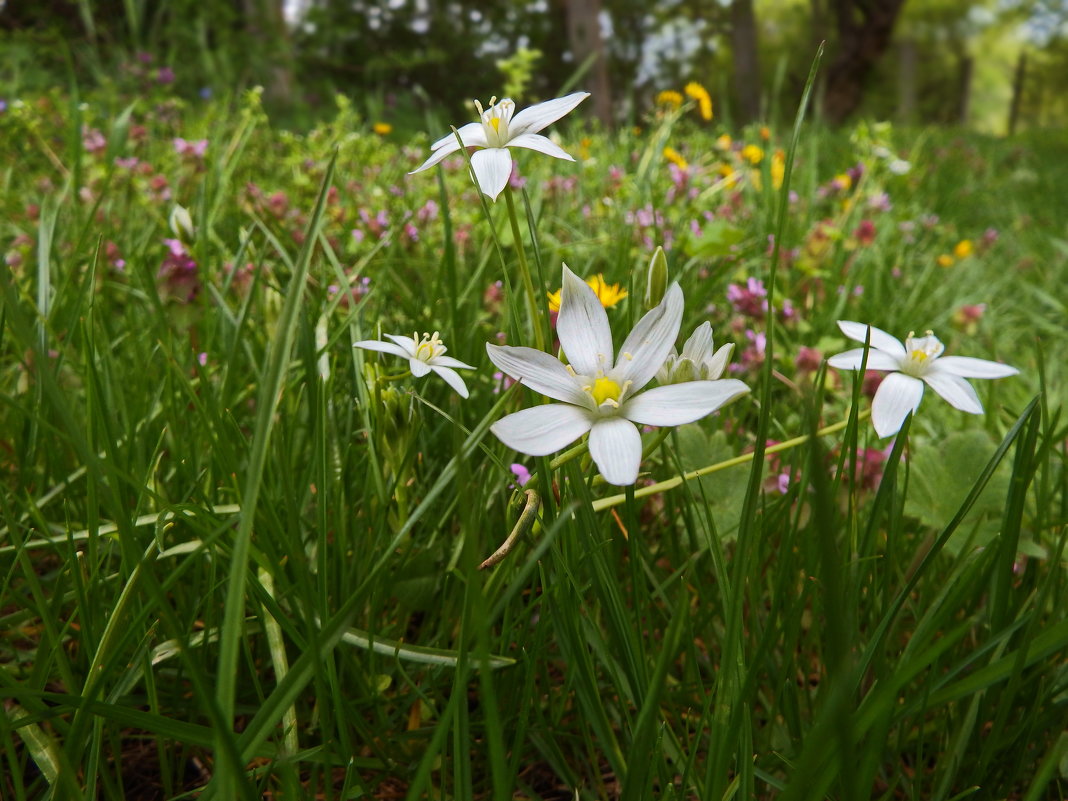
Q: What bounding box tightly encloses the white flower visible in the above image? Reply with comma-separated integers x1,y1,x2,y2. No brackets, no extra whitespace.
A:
410,92,590,202
169,204,195,242
486,264,750,486
827,320,1018,438
354,331,475,398
657,322,735,384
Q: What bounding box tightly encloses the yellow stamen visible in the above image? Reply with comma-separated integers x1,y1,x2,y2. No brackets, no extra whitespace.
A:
591,377,623,406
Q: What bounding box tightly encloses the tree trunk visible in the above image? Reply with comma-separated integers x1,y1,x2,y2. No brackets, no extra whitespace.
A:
822,0,907,125
897,37,917,124
565,0,613,127
730,0,762,124
1008,51,1027,135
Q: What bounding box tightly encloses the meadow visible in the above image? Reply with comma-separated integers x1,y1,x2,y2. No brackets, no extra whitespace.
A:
1,72,1067,800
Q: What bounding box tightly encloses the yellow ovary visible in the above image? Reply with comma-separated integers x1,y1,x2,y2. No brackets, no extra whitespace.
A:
591,377,623,407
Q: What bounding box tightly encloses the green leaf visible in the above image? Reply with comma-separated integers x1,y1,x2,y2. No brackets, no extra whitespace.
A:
683,220,745,258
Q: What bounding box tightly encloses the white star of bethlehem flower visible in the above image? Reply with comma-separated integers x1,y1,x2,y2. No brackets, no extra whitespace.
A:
827,320,1019,438
486,264,750,486
354,331,475,398
409,92,590,202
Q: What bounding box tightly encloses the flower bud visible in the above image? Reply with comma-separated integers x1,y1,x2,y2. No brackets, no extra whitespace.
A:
169,204,195,243
643,246,668,310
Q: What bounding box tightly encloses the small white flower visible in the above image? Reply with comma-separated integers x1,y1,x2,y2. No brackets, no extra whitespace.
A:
354,331,475,398
169,204,195,243
827,320,1019,438
410,92,590,202
657,322,735,385
486,264,749,486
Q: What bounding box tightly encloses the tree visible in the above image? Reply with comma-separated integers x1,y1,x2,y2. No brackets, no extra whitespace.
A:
731,0,763,123
821,0,908,124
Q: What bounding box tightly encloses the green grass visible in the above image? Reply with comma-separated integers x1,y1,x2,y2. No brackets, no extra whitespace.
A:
1,78,1066,800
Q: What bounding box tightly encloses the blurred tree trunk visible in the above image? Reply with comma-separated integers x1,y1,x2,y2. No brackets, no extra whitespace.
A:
822,0,907,124
244,0,294,107
956,54,973,125
730,0,762,124
897,37,917,123
564,0,613,126
1008,51,1026,134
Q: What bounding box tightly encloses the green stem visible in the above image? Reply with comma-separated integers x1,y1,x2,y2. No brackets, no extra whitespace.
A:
504,185,546,352
591,410,868,512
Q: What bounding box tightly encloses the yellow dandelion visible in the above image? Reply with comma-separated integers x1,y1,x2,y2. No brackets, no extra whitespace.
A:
953,239,974,259
656,90,684,109
716,133,733,150
684,81,713,121
663,146,688,170
372,122,392,136
741,144,764,165
547,274,628,313
937,254,955,268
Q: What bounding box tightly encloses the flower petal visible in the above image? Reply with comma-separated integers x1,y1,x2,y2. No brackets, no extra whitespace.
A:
837,321,906,359
409,359,431,377
486,343,587,405
616,283,684,390
680,322,713,362
432,355,476,370
827,347,903,371
557,263,614,378
430,366,469,398
508,92,590,138
933,356,1019,379
383,334,417,355
430,122,486,151
505,133,575,161
589,417,642,486
410,139,464,174
923,370,983,414
469,147,513,201
490,404,593,456
353,340,411,359
871,372,924,437
622,379,750,426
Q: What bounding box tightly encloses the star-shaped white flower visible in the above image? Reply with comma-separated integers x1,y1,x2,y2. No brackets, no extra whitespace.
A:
827,320,1019,437
410,92,590,202
656,322,735,384
354,331,475,398
486,264,750,486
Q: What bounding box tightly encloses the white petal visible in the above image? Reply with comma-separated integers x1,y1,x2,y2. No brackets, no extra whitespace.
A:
589,417,642,486
505,133,575,161
871,372,924,438
616,283,684,390
827,348,903,371
353,340,411,359
837,321,907,359
409,359,431,377
622,380,750,426
410,139,463,174
430,122,486,151
933,356,1019,379
383,334,417,355
923,370,983,414
432,355,476,370
490,404,593,456
470,147,513,201
704,343,734,380
508,92,590,138
557,263,614,378
680,322,713,362
486,343,586,405
431,366,469,398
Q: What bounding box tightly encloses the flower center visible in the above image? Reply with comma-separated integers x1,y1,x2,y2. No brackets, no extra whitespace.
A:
590,377,623,407
901,330,943,377
413,331,446,363
474,96,512,146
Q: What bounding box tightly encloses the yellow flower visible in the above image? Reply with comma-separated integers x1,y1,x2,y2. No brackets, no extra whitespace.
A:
663,146,688,170
718,164,739,188
684,81,713,121
547,274,628,313
656,90,684,109
741,144,764,165
834,172,853,190
372,122,392,136
716,133,732,150
771,151,785,190
759,125,771,141
937,254,955,268
953,239,973,259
